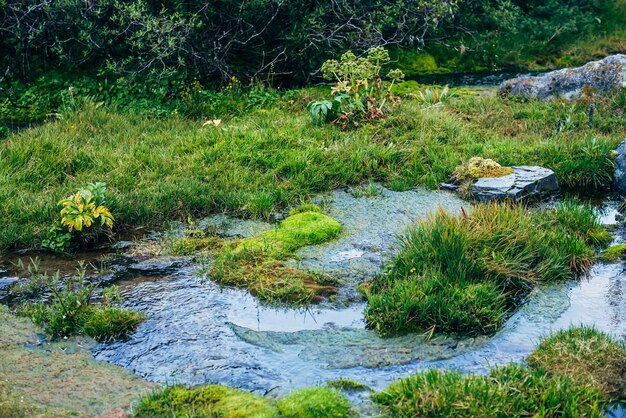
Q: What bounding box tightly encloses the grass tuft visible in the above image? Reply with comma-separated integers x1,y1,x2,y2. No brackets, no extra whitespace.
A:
364,200,608,336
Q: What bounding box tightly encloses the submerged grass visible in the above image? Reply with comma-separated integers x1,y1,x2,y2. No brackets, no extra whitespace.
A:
134,385,352,418
0,91,624,251
364,200,610,336
210,205,342,305
374,327,624,417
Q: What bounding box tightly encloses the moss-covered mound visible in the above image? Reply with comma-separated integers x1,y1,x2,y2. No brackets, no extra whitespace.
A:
134,385,352,418
528,327,626,400
454,157,514,181
211,205,342,305
134,385,279,418
364,201,610,336
599,243,626,262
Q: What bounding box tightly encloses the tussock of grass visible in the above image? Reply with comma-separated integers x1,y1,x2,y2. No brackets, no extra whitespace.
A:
211,205,341,305
134,385,279,418
373,364,605,418
276,387,352,418
0,92,624,251
528,327,626,400
364,201,609,336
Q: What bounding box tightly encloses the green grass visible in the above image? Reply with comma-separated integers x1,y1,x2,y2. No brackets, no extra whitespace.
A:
0,90,624,251
326,379,371,392
364,201,610,336
528,327,626,400
373,364,606,418
210,205,341,305
374,327,624,417
134,385,352,418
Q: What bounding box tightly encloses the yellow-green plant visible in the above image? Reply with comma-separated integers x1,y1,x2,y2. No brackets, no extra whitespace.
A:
415,85,455,106
59,182,114,232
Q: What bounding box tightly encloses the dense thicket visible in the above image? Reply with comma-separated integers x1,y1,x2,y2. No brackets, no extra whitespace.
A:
1,0,622,85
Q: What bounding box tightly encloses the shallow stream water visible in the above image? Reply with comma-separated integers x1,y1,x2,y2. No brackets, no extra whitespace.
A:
1,188,625,414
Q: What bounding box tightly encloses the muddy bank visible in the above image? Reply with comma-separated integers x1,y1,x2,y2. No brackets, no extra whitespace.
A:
0,306,152,416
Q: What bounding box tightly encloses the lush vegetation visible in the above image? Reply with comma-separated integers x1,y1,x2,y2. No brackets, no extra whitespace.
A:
12,267,144,341
373,327,624,417
210,205,342,304
134,385,352,418
364,201,611,336
1,88,624,252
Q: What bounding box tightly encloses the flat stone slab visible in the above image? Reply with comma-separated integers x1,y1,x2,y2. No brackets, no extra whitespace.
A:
472,166,559,202
500,54,626,100
128,256,185,276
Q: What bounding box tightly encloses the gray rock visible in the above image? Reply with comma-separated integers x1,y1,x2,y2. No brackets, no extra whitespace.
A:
472,166,559,202
128,256,185,276
501,54,626,100
614,139,626,195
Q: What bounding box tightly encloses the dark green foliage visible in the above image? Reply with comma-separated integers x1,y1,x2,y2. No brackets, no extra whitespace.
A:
15,271,144,341
365,201,607,336
373,364,606,417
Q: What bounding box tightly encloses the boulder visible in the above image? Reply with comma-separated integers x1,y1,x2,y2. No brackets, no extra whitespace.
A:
471,166,559,202
501,54,626,100
614,139,626,195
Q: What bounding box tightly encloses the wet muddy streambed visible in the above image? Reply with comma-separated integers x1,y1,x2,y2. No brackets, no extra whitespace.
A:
2,188,625,413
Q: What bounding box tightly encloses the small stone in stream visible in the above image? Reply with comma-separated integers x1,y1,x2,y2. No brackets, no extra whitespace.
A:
128,257,184,276
471,166,559,202
613,139,626,196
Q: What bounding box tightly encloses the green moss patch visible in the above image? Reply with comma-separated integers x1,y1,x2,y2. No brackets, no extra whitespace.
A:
454,157,514,181
211,205,342,305
276,387,352,418
134,385,279,418
364,201,609,336
134,385,353,418
528,327,626,400
326,379,371,392
599,243,626,262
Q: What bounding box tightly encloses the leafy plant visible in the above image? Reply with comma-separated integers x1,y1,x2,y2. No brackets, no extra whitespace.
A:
41,224,72,253
415,85,455,106
59,182,113,232
310,47,405,128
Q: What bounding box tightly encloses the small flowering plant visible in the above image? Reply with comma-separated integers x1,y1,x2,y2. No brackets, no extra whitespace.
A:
309,47,405,128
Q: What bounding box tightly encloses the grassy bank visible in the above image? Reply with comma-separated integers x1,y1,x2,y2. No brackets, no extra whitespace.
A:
364,201,610,336
1,88,625,251
374,327,625,417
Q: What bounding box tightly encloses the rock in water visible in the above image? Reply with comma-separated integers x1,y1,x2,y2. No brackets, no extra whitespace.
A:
501,54,626,100
472,166,559,202
614,139,626,195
